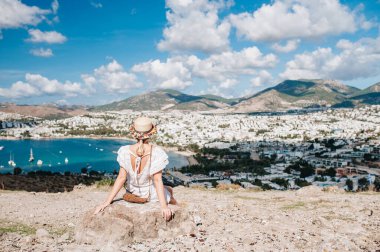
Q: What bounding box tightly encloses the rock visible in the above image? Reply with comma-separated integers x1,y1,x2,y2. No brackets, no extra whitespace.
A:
36,228,50,238
295,185,323,196
193,215,202,226
74,201,195,247
322,186,344,193
58,232,70,243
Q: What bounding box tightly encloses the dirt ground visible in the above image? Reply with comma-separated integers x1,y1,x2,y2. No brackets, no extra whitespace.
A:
0,185,379,251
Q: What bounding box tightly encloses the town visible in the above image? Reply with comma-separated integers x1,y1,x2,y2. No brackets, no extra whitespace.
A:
1,105,379,192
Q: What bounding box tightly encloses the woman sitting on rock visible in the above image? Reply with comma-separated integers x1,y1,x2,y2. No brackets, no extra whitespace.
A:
93,116,177,221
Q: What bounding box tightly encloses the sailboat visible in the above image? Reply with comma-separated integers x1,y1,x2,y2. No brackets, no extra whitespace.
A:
29,148,34,162
64,157,68,164
8,152,16,167
0,146,4,151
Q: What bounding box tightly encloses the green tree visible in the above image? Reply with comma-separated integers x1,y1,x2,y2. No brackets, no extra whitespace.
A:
13,167,22,175
358,177,369,191
324,168,336,177
345,179,353,191
374,177,380,192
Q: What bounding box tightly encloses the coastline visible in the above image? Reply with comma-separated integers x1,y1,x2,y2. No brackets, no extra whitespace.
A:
0,135,196,166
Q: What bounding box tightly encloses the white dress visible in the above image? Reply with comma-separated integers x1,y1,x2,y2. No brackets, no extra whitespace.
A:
116,144,171,203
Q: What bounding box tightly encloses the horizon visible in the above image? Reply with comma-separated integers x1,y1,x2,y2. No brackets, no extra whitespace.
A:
0,0,380,106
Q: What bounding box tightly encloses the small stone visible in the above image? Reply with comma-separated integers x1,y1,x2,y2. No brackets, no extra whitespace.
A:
68,222,75,227
36,228,50,238
58,232,70,243
193,215,202,226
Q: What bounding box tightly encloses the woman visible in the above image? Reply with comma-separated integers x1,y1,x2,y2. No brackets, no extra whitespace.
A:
93,116,176,221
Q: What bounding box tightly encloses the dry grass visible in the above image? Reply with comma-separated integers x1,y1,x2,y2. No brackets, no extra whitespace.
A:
216,184,241,190
281,201,306,210
0,219,36,235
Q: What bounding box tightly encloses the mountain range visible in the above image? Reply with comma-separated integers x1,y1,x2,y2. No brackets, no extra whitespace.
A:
90,79,380,113
1,79,379,118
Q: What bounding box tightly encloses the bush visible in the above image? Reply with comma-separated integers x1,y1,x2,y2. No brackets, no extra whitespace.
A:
13,167,22,175
346,179,353,191
96,178,115,187
374,177,380,192
89,170,100,176
358,177,369,191
295,178,311,187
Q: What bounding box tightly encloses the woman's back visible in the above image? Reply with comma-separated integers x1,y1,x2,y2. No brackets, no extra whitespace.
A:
117,144,169,198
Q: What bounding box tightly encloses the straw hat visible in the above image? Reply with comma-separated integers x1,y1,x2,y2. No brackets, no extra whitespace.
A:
129,117,157,140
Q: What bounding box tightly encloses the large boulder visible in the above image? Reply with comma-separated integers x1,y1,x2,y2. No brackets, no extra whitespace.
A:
74,200,195,248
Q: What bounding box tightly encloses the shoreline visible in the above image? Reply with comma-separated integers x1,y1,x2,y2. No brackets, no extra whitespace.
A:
0,135,196,166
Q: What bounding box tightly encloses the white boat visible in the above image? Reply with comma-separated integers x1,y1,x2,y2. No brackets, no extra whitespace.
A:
64,157,68,164
37,160,43,166
59,150,63,154
0,146,4,151
88,144,92,146
0,165,4,168
57,162,61,165
8,153,16,167
29,148,34,162
99,148,104,151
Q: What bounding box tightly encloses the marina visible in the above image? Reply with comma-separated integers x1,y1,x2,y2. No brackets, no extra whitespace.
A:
0,138,189,174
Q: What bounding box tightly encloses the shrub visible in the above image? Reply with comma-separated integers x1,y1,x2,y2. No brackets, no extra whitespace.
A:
13,167,22,175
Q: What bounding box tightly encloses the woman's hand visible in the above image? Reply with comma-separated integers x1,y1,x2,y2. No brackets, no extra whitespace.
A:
161,206,173,221
93,202,110,215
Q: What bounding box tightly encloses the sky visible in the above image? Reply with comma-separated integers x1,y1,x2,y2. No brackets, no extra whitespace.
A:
0,0,379,106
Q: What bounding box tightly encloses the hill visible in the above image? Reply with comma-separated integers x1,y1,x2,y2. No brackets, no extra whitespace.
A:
0,185,379,251
231,79,360,113
333,82,380,108
90,89,235,111
0,103,88,119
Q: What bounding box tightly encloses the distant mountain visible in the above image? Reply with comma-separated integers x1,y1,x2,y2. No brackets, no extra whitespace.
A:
333,82,380,107
90,89,236,111
4,80,380,116
231,79,360,113
0,103,88,119
351,82,380,97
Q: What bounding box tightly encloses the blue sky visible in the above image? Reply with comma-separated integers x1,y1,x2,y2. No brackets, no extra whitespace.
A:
0,0,379,105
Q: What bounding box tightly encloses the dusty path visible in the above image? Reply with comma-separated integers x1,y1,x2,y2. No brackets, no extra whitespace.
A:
0,185,379,251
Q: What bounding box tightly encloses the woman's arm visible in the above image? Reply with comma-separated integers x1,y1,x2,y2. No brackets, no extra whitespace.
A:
93,167,127,214
153,171,172,221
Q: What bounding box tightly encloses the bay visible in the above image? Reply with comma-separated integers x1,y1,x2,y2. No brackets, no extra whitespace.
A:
0,138,189,174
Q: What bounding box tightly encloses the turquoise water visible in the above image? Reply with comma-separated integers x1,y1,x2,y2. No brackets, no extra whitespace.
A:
0,138,188,174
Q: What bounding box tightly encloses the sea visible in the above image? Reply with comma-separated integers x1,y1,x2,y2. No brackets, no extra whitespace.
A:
0,138,189,174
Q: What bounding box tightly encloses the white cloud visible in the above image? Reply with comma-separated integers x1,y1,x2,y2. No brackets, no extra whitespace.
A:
229,0,368,42
0,73,91,99
198,85,234,98
251,70,272,87
29,48,53,57
157,0,232,53
133,46,277,91
0,0,50,31
90,2,103,8
280,35,380,80
188,46,277,83
85,60,143,93
132,58,192,90
51,0,59,14
272,39,300,53
26,29,67,44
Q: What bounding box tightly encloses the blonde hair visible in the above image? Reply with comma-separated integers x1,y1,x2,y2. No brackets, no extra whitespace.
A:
136,138,150,157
